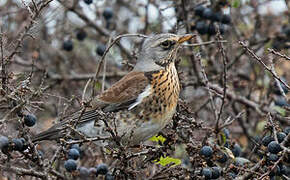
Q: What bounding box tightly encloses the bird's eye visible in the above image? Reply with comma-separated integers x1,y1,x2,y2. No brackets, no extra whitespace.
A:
160,40,175,50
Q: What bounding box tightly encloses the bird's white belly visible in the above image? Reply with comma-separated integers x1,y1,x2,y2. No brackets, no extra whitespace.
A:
118,120,164,145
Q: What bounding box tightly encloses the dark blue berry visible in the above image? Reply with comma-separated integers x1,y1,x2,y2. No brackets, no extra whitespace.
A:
105,173,114,180
232,144,242,157
84,0,92,4
211,166,221,179
68,148,80,160
217,152,228,163
24,114,36,127
62,40,73,51
194,5,205,17
12,138,23,151
103,8,113,20
221,14,231,24
96,44,106,56
202,8,213,20
64,159,77,172
71,144,81,152
196,21,208,35
76,29,87,41
0,136,9,151
208,23,217,36
267,141,282,154
79,167,90,178
200,146,213,158
268,153,279,162
96,163,109,175
277,132,286,143
211,12,222,22
202,167,212,179
20,138,28,151
262,135,274,146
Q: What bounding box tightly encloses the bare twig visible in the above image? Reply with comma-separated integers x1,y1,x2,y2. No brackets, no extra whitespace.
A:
82,78,91,104
197,53,218,121
268,48,290,61
61,136,110,144
269,55,288,100
219,111,245,130
0,165,47,179
215,32,228,133
239,41,290,91
0,28,6,91
207,82,290,124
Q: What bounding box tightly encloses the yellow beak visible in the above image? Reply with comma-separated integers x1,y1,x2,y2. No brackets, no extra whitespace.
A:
177,34,195,44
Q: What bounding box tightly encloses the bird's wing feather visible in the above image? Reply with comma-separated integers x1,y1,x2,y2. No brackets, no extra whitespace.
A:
94,71,149,112
33,71,150,142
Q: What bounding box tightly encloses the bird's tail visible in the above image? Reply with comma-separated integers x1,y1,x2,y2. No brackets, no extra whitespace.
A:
32,109,101,142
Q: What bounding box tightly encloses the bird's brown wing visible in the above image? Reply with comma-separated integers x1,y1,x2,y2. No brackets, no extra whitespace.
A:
32,71,149,142
93,71,149,112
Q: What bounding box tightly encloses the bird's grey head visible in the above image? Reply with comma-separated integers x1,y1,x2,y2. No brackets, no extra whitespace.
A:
134,33,194,72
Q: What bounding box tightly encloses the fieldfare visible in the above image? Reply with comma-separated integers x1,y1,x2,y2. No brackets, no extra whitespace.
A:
33,33,194,145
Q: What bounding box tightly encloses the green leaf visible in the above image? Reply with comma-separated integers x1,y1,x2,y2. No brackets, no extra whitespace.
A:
95,81,102,90
256,120,267,133
218,131,227,146
231,0,240,8
154,156,181,167
149,135,166,144
273,106,286,116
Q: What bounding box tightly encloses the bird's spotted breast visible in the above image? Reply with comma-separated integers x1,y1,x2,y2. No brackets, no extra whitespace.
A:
113,62,180,144
142,62,180,125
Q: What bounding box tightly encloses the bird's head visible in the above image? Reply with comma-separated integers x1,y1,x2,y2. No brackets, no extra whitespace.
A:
134,33,194,72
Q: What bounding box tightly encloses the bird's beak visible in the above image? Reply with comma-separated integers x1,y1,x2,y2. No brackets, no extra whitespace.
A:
177,34,195,44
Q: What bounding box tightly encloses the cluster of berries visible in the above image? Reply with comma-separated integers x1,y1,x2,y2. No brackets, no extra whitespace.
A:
63,31,107,56
259,127,290,178
198,126,290,179
83,0,114,21
62,29,87,52
62,6,112,52
200,146,223,179
0,114,37,154
199,128,243,179
64,144,114,179
191,5,231,36
0,136,28,153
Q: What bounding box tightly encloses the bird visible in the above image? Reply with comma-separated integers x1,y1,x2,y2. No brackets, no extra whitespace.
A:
33,33,194,146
